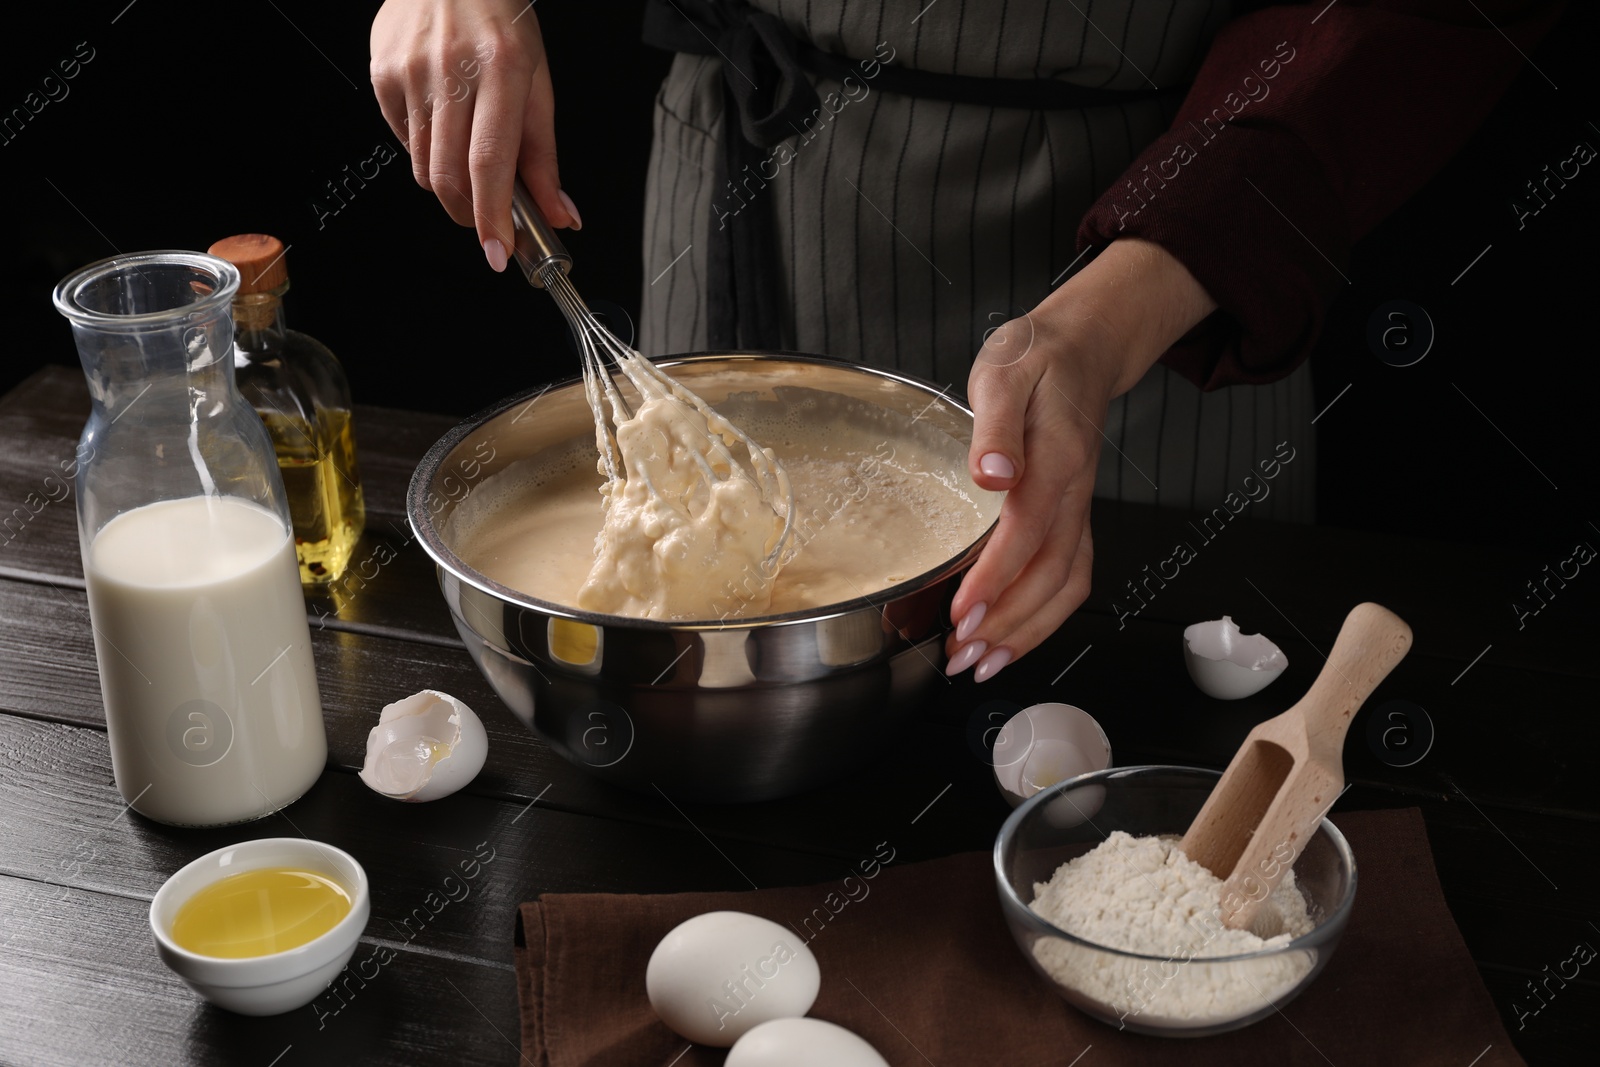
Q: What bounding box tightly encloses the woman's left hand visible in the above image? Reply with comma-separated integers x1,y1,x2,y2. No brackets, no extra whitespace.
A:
946,238,1217,681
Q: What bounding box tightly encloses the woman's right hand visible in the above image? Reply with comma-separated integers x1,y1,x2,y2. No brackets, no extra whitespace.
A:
948,238,1218,681
370,0,580,272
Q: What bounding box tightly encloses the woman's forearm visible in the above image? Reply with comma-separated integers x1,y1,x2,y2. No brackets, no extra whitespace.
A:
1032,237,1218,399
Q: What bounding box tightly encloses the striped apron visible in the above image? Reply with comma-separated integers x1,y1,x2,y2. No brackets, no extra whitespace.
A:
639,0,1315,521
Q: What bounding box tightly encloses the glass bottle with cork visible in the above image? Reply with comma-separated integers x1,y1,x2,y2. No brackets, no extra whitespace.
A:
210,234,365,586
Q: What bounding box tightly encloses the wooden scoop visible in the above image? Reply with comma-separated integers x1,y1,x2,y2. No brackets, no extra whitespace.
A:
1181,602,1413,931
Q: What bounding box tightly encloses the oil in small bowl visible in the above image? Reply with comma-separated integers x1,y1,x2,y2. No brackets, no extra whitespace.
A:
170,867,352,958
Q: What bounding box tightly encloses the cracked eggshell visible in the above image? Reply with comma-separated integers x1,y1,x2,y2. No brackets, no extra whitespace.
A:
992,702,1112,809
359,690,488,801
1183,616,1288,700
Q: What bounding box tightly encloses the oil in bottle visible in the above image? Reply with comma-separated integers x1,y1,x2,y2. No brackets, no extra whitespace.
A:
210,234,366,586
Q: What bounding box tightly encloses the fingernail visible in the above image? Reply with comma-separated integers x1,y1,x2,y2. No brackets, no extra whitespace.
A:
979,453,1015,480
974,646,1013,683
558,189,583,230
945,640,987,676
483,238,508,272
955,602,987,643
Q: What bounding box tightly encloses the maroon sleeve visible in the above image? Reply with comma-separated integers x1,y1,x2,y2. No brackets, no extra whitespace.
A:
1077,0,1564,391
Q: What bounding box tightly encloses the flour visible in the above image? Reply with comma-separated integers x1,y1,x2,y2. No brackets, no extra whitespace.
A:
1028,831,1317,1028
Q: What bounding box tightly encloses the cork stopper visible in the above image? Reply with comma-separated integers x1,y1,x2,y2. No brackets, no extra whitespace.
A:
208,234,289,294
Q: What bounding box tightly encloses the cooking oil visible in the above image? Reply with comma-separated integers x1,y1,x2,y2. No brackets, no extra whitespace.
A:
170,867,352,958
259,407,365,584
210,233,367,587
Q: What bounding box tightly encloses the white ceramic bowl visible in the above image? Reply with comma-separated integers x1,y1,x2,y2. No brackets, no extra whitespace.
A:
1182,616,1288,700
149,838,370,1016
992,703,1112,808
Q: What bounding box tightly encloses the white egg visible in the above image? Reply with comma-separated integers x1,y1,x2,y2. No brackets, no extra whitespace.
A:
726,1018,889,1067
358,690,488,802
646,911,820,1047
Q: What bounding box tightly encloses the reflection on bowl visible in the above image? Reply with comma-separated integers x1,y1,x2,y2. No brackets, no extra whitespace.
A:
409,354,1003,802
993,766,1355,1037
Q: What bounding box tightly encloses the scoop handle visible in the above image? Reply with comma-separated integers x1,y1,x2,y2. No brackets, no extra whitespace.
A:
510,178,573,288
1295,602,1413,754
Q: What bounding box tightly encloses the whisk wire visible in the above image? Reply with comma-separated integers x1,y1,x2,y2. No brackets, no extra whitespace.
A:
535,263,795,569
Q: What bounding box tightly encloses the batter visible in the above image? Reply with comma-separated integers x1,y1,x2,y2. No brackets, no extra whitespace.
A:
579,394,786,618
450,402,996,622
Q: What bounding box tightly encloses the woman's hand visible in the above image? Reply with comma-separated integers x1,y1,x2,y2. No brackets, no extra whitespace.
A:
946,238,1217,681
370,0,579,273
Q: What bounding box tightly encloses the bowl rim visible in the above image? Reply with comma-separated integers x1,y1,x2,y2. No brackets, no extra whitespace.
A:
149,837,370,970
992,764,1357,963
406,350,1001,630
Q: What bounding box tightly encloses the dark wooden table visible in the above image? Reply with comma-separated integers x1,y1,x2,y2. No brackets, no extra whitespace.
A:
1,366,1593,1066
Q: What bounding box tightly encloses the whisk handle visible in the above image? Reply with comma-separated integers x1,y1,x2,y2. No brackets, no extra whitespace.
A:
509,178,573,288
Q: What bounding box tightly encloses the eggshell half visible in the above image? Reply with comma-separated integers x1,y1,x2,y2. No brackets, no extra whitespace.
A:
1182,616,1289,700
358,690,488,801
992,702,1112,808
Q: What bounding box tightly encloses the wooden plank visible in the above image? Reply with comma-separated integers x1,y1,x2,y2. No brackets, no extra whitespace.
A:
0,369,91,585
5,361,1590,1067
5,366,1595,680
0,713,1587,1067
3,698,1589,946
1076,498,1600,680
3,860,1584,1067
0,497,462,646
1439,896,1600,1001
2,571,1594,866
300,519,462,645
1,570,1585,842
0,366,458,517
1002,609,1600,821
0,368,463,643
1339,789,1598,920
0,715,852,971
0,873,520,1067
0,366,455,583
0,581,1009,872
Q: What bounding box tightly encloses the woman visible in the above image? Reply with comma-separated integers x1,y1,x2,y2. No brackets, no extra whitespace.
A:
370,0,1556,681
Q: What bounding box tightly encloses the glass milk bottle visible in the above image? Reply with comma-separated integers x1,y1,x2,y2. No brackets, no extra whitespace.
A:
208,234,365,586
53,250,328,827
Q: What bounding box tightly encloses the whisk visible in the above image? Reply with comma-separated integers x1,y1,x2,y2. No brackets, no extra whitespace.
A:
507,181,794,569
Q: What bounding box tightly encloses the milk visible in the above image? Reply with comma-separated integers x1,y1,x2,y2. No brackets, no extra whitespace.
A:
85,495,326,826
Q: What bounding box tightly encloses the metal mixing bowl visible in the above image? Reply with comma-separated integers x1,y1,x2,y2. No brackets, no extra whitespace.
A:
408,353,1001,801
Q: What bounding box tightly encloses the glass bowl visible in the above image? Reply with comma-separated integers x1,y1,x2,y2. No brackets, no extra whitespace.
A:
993,765,1355,1037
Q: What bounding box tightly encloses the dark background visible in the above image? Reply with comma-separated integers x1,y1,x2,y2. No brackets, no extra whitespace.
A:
4,1,1596,570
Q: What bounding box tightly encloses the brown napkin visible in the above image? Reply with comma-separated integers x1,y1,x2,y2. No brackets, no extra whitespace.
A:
515,808,1524,1066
